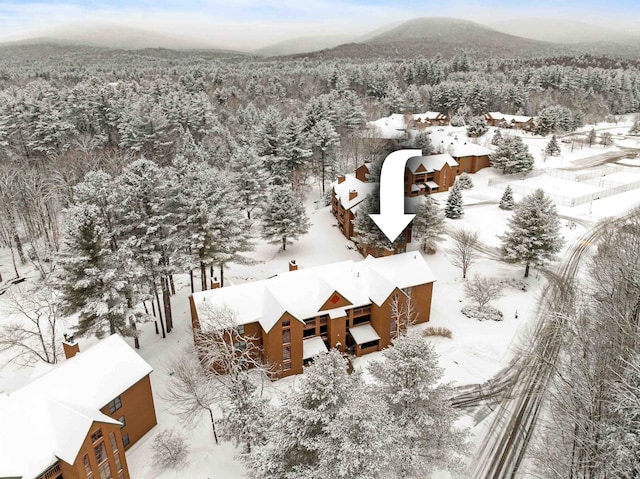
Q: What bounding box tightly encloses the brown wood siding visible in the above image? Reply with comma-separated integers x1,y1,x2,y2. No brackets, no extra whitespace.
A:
262,312,304,378
58,421,130,479
328,315,347,351
100,375,157,451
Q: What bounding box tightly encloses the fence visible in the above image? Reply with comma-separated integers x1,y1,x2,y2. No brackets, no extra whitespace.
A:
490,164,640,207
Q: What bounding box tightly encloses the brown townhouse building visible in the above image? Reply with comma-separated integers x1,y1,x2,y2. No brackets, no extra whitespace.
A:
189,252,436,379
448,143,494,174
0,335,157,479
412,111,449,128
404,154,459,197
485,112,535,130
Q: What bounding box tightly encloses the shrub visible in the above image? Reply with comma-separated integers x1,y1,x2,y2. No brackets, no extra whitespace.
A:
152,429,189,469
422,326,453,338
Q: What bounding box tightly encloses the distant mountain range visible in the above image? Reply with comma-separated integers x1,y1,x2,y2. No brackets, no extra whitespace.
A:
1,17,639,60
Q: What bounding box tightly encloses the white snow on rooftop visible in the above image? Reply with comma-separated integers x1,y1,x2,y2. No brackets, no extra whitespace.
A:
331,174,377,210
350,323,380,344
0,335,152,478
303,337,329,360
488,112,533,124
448,143,493,158
413,111,445,121
193,252,436,333
406,154,459,174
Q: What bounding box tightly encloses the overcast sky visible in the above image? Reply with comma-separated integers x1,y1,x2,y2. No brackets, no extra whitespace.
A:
0,0,637,50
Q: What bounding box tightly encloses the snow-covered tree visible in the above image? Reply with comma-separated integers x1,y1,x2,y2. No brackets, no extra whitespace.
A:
629,120,640,136
466,116,488,137
412,196,445,253
499,185,515,210
413,131,434,155
444,184,464,219
152,429,189,469
601,131,613,146
447,228,479,279
310,119,339,194
367,335,469,477
491,129,503,146
230,146,270,220
261,185,309,251
587,128,597,147
501,188,564,277
545,135,561,157
248,350,361,478
456,171,474,189
56,203,135,338
464,275,503,310
490,135,535,174
276,118,312,189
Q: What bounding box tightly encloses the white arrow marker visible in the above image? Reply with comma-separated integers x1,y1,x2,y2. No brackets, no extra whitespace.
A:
370,149,422,242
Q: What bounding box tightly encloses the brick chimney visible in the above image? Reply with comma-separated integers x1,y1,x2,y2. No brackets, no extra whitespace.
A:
62,333,80,359
211,277,220,289
348,190,358,201
289,260,298,272
337,175,346,184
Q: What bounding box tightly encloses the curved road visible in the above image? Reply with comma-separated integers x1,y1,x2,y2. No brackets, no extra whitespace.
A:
449,207,640,478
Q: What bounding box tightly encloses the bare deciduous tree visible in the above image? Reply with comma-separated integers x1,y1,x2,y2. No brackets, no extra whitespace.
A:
162,350,220,444
152,429,189,469
0,284,65,366
464,275,503,310
390,292,417,340
447,228,480,279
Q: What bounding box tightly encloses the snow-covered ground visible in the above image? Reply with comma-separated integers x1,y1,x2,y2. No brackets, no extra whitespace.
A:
2,116,640,478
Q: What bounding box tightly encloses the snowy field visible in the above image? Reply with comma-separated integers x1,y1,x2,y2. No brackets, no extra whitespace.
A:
1,117,640,478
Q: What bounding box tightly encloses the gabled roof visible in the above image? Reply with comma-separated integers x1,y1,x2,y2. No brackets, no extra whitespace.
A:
413,111,445,121
0,335,152,479
331,174,377,210
192,252,437,333
487,112,533,123
406,154,459,174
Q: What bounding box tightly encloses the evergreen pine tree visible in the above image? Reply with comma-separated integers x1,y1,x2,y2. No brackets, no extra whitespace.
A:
444,184,464,219
491,129,503,146
310,119,339,194
412,196,445,253
501,188,564,277
261,186,309,251
56,204,134,338
545,135,561,157
456,172,474,189
490,135,535,174
230,146,270,220
466,116,488,137
367,335,469,477
276,118,312,188
413,132,434,155
499,185,515,210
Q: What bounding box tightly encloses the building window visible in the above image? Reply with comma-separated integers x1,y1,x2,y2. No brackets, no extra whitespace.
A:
283,345,291,361
109,432,118,452
319,324,328,335
122,433,130,448
282,328,290,344
233,340,247,351
83,454,93,478
118,415,126,428
94,442,107,464
303,328,316,338
114,451,122,473
282,318,290,327
91,429,103,443
98,461,112,479
107,396,122,414
282,361,292,371
236,324,245,335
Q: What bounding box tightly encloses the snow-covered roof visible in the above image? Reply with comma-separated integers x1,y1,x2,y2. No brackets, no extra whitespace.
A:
192,252,436,333
331,174,377,210
487,112,533,124
366,114,409,139
413,111,445,121
303,337,329,360
0,335,152,479
426,180,440,189
406,154,459,174
448,143,493,158
350,323,381,344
